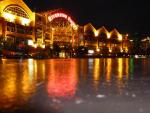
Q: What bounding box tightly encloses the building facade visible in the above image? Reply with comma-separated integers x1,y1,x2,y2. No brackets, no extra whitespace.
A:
0,0,35,48
0,0,130,57
81,23,130,55
141,37,150,55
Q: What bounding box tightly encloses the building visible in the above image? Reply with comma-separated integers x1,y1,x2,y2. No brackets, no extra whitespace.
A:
37,9,79,48
0,0,35,49
0,0,130,57
81,23,130,55
141,37,150,55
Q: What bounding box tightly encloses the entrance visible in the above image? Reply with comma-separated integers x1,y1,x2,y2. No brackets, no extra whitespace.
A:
47,11,78,57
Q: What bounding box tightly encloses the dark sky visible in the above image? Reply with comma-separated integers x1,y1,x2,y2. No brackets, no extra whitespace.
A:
24,0,150,35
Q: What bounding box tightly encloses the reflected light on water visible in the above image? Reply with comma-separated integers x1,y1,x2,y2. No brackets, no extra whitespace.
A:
47,59,78,98
116,58,129,93
105,58,112,83
79,59,88,80
93,59,100,89
125,58,129,79
33,60,46,83
0,65,17,109
118,58,123,80
0,59,38,109
130,58,134,79
1,58,149,112
2,74,17,108
37,61,46,82
28,59,34,75
28,59,34,83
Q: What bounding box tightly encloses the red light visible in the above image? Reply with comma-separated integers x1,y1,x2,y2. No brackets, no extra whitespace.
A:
48,12,75,26
47,60,78,98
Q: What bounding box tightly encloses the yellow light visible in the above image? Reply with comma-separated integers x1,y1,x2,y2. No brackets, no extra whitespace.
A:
107,33,111,39
33,44,37,48
106,59,112,83
73,25,78,30
118,58,123,80
62,52,65,58
125,48,128,52
96,48,100,52
88,50,94,54
118,34,123,41
41,44,45,49
109,48,112,53
28,40,33,46
21,18,30,26
3,12,15,22
93,59,100,89
120,48,123,52
94,30,99,37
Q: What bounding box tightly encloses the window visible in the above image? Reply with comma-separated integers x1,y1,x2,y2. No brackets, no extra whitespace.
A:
7,22,15,32
4,5,29,19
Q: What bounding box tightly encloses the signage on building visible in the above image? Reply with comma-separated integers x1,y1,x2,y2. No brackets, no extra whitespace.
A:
48,13,75,26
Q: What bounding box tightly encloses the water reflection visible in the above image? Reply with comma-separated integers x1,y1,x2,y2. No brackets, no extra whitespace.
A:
105,58,112,83
89,58,129,81
118,58,123,80
0,59,46,109
1,58,150,111
93,59,101,89
130,58,134,79
79,59,88,80
73,58,131,93
47,59,78,98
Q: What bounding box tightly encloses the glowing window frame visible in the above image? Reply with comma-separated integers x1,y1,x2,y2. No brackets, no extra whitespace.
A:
3,5,29,19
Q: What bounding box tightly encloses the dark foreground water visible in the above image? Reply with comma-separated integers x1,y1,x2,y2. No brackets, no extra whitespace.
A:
0,58,150,113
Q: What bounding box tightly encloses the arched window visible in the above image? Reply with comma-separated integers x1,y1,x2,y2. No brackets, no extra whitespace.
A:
4,5,29,19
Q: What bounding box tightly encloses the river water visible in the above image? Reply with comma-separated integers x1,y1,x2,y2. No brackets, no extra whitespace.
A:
0,58,150,113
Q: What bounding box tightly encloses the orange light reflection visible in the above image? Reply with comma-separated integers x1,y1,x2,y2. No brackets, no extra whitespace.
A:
47,59,78,98
93,59,100,89
106,58,112,83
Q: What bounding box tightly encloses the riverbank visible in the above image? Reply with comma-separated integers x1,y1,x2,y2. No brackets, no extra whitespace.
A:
1,54,150,59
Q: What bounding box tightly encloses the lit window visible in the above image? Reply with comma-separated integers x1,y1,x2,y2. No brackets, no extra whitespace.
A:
3,12,15,22
21,18,30,26
4,5,29,19
28,40,33,46
118,34,123,41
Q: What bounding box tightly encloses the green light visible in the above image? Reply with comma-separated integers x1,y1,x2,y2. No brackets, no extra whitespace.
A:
130,58,134,79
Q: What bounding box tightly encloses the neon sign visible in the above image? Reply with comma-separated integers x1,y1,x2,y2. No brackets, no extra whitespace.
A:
48,13,76,26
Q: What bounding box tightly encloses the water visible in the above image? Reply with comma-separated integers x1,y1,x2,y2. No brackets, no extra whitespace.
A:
0,58,150,113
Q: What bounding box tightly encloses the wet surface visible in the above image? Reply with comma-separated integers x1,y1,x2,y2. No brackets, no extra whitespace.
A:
0,58,150,113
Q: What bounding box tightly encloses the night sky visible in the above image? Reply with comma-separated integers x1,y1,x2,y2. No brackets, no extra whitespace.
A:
24,0,150,35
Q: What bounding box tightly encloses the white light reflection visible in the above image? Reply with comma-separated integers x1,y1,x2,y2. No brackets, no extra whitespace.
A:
28,59,34,83
93,59,100,90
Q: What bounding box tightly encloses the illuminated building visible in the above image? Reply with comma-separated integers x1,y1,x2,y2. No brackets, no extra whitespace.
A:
37,9,79,49
0,0,35,48
141,37,150,55
0,0,130,57
82,23,130,55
